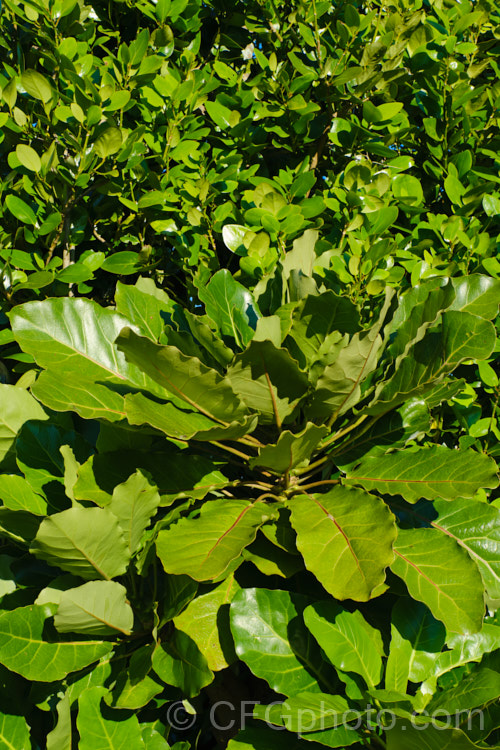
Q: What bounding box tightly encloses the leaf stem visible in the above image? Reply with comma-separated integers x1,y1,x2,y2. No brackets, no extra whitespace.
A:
322,414,368,449
255,492,282,503
295,479,340,492
294,454,330,476
212,441,252,461
329,414,383,457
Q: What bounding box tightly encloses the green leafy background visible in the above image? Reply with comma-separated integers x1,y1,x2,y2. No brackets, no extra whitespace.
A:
0,0,499,748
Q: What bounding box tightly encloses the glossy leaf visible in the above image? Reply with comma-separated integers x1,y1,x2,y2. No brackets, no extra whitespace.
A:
10,298,168,415
250,423,327,473
0,712,30,750
0,384,47,467
433,498,500,600
345,446,499,502
0,474,48,514
31,506,130,580
152,630,213,697
230,587,337,696
198,269,260,348
77,687,145,750
173,574,239,671
227,340,309,425
304,602,384,688
391,529,484,634
116,328,248,423
4,195,37,224
370,311,496,414
156,499,270,581
429,668,500,714
124,392,256,441
114,278,174,341
109,471,160,557
289,487,397,601
0,605,111,681
286,292,360,368
449,275,500,319
54,581,134,636
386,599,446,692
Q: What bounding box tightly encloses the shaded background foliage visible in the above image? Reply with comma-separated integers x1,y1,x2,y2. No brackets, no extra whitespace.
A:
1,0,500,312
0,0,499,749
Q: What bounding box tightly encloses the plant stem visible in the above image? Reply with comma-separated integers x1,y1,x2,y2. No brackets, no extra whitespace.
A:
294,454,330,476
322,414,368,449
212,442,251,461
295,479,340,492
255,492,282,503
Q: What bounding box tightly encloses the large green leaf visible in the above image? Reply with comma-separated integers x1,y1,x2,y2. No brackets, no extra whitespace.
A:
0,474,48,515
388,280,455,358
31,371,127,422
74,449,228,505
369,311,496,415
386,599,446,692
152,630,213,697
197,269,260,348
227,340,309,425
432,498,500,601
0,384,47,468
9,299,167,417
429,668,500,714
288,486,397,601
156,499,270,581
250,423,327,473
4,195,37,225
449,275,500,319
386,719,492,750
46,694,71,750
285,291,360,368
333,399,431,469
77,687,145,750
173,574,239,671
108,646,163,710
116,328,248,423
305,290,393,421
21,69,53,102
124,392,256,441
109,470,160,556
278,692,354,733
419,626,500,696
304,602,384,688
0,605,111,681
230,587,337,696
16,421,90,500
54,581,134,636
306,326,384,421
345,446,499,502
93,127,123,158
391,528,484,634
10,298,157,388
0,712,30,750
115,278,174,341
31,506,130,580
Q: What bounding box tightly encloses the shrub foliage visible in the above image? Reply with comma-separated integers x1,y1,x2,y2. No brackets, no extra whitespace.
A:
0,0,499,749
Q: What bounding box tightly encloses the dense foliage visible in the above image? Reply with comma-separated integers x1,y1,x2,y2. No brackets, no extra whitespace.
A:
0,0,499,749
